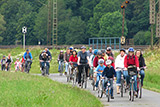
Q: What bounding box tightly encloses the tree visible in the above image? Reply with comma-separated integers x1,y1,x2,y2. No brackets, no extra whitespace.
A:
99,11,128,37
65,17,87,44
0,14,6,42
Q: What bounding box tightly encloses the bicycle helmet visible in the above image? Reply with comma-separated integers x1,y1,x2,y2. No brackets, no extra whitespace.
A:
106,60,112,65
43,50,46,53
98,59,104,64
3,56,5,58
81,46,86,49
97,51,102,55
60,50,64,53
101,49,106,53
107,47,112,51
120,48,126,53
94,49,98,55
128,47,134,52
69,47,73,50
108,56,114,62
17,58,19,60
26,49,29,51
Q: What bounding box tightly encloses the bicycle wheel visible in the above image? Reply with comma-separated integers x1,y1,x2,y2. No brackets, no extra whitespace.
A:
139,79,142,98
107,86,110,102
73,70,77,87
121,79,124,97
81,71,84,88
131,82,134,101
92,79,95,91
84,68,87,89
98,80,102,98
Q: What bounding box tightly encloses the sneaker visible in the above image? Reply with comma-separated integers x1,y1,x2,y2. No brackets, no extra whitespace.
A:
79,83,81,87
111,96,114,99
64,72,67,75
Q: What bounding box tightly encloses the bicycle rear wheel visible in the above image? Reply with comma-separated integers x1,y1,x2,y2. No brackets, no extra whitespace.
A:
107,87,110,102
73,70,77,87
139,79,142,98
131,82,134,101
121,80,124,97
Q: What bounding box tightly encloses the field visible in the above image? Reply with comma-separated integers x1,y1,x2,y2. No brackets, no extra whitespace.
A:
0,47,60,74
0,71,102,107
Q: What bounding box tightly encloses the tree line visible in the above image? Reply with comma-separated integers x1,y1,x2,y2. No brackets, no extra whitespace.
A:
0,0,157,45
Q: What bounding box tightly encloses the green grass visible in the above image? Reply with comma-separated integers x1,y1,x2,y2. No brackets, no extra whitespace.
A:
0,47,60,73
143,48,160,93
0,71,102,107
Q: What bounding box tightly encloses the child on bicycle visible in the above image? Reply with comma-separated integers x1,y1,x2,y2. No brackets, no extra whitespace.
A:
69,50,78,74
94,59,106,90
1,56,6,71
58,50,64,72
102,60,116,99
14,58,21,72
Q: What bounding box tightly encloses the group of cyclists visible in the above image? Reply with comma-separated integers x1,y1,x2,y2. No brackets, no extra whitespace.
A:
58,46,146,101
1,49,33,73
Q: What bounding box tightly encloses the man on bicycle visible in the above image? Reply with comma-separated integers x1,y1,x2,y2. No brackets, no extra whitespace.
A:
77,46,90,87
94,59,105,90
45,48,52,73
64,48,71,75
101,49,108,61
124,47,140,96
115,48,126,94
23,49,33,72
106,47,114,59
39,50,50,75
102,60,116,99
6,54,13,71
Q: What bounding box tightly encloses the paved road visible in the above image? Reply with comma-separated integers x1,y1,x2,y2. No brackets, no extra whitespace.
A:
38,73,160,107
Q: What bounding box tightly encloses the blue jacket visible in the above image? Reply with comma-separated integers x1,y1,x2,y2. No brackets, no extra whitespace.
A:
23,52,33,60
95,65,106,76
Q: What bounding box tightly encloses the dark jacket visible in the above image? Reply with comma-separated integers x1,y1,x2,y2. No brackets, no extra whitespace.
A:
64,52,71,62
46,50,52,60
102,66,116,78
138,54,146,67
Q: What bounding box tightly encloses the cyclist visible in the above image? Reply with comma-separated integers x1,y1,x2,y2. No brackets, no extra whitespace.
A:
87,47,93,58
101,49,108,61
69,50,78,75
93,51,106,68
40,50,50,75
108,56,115,68
106,47,114,59
45,48,52,73
115,48,126,94
136,50,146,87
58,50,65,73
89,49,98,79
69,47,74,55
124,47,140,96
20,56,25,72
94,59,106,90
64,48,71,75
102,60,116,99
6,54,13,71
77,46,90,87
23,49,33,72
1,56,6,71
14,58,21,72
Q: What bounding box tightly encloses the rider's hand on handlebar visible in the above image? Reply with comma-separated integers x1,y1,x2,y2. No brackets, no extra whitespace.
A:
124,67,127,71
137,67,140,71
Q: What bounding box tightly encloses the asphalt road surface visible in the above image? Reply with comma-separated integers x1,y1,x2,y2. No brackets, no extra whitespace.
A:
38,73,160,107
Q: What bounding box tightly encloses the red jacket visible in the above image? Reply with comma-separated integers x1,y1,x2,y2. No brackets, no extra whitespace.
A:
69,55,78,63
93,56,106,67
124,55,139,68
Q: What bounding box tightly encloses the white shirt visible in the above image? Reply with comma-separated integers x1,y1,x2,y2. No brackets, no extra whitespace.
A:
115,54,126,71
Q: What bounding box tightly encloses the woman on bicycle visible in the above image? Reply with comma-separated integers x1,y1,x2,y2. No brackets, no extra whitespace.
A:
14,58,21,72
102,60,116,99
69,50,78,74
58,50,65,73
115,48,126,94
94,59,106,90
136,50,146,87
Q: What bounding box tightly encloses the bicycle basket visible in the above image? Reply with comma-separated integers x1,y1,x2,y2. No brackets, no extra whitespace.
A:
128,66,137,76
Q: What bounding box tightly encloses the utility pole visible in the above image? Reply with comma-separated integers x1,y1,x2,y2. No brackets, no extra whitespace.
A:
52,0,58,47
47,0,52,45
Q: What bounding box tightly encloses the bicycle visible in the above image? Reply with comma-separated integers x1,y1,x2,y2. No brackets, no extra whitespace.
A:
80,64,88,89
67,62,72,82
70,62,78,87
6,62,11,71
41,61,49,76
59,60,64,76
137,67,145,98
128,66,137,101
25,59,31,73
97,76,103,98
116,67,127,97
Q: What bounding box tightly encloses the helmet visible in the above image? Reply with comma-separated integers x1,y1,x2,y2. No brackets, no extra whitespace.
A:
3,56,5,57
69,47,73,50
43,50,46,53
101,49,106,53
98,59,104,64
17,58,19,60
97,51,102,55
26,49,29,51
94,49,98,55
60,50,64,53
128,47,134,52
81,46,86,49
106,60,112,65
120,48,126,52
107,47,112,51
